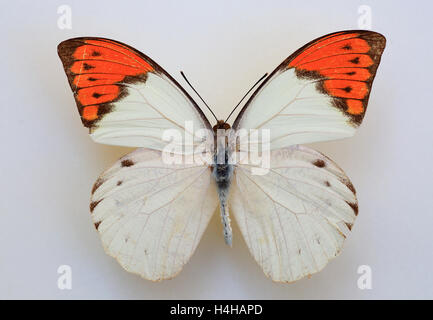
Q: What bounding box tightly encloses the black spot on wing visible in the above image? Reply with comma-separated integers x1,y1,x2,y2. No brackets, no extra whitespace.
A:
121,159,134,167
91,178,104,195
346,201,359,216
343,86,352,93
90,199,102,213
344,180,356,194
83,62,94,70
94,221,101,230
349,56,360,64
313,159,326,168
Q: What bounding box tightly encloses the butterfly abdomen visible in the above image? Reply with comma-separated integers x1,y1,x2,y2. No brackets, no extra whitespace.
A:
213,148,234,246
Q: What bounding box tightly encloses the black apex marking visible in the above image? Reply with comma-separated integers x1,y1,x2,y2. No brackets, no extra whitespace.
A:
313,159,326,168
121,159,134,167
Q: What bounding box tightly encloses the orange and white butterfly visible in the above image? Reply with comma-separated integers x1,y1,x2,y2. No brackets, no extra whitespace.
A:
58,30,385,283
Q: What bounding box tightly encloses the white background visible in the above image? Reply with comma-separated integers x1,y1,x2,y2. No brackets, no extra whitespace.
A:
1,0,432,299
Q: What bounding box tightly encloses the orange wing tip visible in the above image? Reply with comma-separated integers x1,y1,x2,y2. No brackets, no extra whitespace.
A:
323,80,368,100
77,85,120,106
82,105,99,121
84,39,154,73
285,31,385,125
298,53,373,71
319,68,371,81
346,99,364,115
73,44,143,68
58,37,160,129
292,38,370,68
288,32,361,67
70,60,143,76
73,74,125,88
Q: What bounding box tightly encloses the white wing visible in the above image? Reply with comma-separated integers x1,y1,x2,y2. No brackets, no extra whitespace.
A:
90,148,218,280
233,31,385,150
230,145,358,283
58,37,212,151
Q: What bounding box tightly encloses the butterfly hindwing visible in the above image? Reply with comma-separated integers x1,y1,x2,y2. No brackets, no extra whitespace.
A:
90,148,218,280
58,37,211,150
233,30,386,150
231,145,358,283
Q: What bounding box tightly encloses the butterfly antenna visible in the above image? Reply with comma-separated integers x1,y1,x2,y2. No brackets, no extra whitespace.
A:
225,72,268,123
180,71,218,122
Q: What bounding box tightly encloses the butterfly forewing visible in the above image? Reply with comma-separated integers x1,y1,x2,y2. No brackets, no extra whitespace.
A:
58,37,212,150
233,30,386,150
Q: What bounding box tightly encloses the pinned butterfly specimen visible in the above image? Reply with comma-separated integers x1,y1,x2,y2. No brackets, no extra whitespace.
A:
58,30,385,283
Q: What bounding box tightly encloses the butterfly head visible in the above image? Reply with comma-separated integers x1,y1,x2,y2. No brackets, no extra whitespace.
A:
212,120,231,133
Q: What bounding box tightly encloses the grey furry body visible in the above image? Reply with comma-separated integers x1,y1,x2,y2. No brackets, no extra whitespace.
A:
212,149,234,246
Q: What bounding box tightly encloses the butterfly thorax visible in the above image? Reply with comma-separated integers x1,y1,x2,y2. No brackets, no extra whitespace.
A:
212,120,234,246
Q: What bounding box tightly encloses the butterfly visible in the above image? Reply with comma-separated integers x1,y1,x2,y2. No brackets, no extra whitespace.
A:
58,30,386,283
